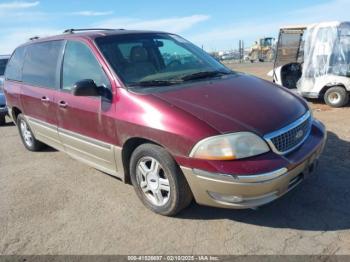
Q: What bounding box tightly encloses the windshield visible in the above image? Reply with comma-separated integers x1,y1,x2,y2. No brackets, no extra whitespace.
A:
261,38,273,47
95,33,232,87
0,58,9,75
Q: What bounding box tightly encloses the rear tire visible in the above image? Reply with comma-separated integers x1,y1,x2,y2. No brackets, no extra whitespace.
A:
17,114,44,151
324,86,349,107
130,143,193,216
0,115,5,126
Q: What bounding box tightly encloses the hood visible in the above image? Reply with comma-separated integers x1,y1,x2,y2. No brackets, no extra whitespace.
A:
152,74,307,135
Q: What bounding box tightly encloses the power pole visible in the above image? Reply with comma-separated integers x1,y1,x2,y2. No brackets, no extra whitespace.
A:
239,40,244,63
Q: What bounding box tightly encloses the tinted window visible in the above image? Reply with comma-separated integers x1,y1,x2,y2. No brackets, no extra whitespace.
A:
62,41,110,91
118,42,142,60
0,59,9,76
22,41,64,88
5,47,26,81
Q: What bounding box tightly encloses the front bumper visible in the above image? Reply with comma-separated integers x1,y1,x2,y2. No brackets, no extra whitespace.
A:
181,121,326,209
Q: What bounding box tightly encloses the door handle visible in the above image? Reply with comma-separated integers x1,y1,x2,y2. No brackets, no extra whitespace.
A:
58,100,68,108
41,96,50,102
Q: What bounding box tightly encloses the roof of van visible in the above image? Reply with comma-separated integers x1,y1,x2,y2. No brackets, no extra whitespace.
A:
279,21,350,30
21,29,168,46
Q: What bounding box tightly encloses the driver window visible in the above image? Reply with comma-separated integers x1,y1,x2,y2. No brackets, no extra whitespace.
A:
62,41,110,91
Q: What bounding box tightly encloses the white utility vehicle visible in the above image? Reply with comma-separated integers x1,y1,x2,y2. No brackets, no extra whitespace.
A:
269,21,350,107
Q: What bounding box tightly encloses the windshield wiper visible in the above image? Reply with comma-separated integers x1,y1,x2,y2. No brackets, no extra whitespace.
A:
181,70,232,81
128,79,183,87
128,71,233,87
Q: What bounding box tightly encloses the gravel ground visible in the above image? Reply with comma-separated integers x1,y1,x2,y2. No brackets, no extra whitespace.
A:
0,62,349,255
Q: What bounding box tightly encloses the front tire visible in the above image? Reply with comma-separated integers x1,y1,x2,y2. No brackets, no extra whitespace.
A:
130,144,193,216
17,114,44,151
324,86,349,107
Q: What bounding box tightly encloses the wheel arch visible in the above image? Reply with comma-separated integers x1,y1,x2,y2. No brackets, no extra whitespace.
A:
320,83,347,98
121,137,162,184
11,106,22,124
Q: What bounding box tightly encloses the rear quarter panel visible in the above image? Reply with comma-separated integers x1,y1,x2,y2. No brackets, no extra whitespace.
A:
4,80,23,117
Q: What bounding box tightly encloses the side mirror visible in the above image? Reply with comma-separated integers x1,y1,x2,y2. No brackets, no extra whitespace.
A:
72,79,100,96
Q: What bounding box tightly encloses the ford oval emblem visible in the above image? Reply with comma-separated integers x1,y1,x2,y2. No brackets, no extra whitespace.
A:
295,130,304,139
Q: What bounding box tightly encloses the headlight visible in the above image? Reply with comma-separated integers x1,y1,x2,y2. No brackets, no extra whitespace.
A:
190,132,270,160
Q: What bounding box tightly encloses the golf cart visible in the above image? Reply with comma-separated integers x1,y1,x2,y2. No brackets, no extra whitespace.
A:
269,21,350,107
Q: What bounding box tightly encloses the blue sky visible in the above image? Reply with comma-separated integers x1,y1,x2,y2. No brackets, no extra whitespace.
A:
0,0,349,53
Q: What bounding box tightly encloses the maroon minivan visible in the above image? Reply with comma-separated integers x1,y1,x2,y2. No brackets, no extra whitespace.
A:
4,29,326,216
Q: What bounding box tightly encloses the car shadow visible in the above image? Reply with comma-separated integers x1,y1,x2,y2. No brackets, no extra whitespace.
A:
40,146,58,152
178,131,350,231
1,118,15,127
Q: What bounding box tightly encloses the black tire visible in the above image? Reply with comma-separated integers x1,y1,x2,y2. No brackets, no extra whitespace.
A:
0,115,5,126
17,114,44,151
324,86,349,107
130,143,193,216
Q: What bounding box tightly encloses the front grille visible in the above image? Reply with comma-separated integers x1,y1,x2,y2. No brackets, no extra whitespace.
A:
264,111,312,154
270,118,311,152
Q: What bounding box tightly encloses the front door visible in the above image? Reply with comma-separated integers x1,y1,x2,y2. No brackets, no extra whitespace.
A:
56,40,118,175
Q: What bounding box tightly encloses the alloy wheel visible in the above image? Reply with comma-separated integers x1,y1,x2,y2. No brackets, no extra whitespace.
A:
136,156,170,206
20,120,34,147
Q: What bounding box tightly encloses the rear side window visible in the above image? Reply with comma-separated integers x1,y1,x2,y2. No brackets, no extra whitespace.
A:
5,47,26,81
62,41,110,91
22,41,64,89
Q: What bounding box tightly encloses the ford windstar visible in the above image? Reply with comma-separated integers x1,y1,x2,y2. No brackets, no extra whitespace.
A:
4,29,326,215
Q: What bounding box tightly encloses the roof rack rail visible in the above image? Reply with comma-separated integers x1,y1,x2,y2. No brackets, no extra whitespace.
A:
63,28,124,34
29,36,40,40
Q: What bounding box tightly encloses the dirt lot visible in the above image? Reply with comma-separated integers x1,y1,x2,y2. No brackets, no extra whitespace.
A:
1,62,349,255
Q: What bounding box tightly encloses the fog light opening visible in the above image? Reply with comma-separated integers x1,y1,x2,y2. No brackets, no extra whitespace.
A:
288,174,303,189
208,191,243,203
